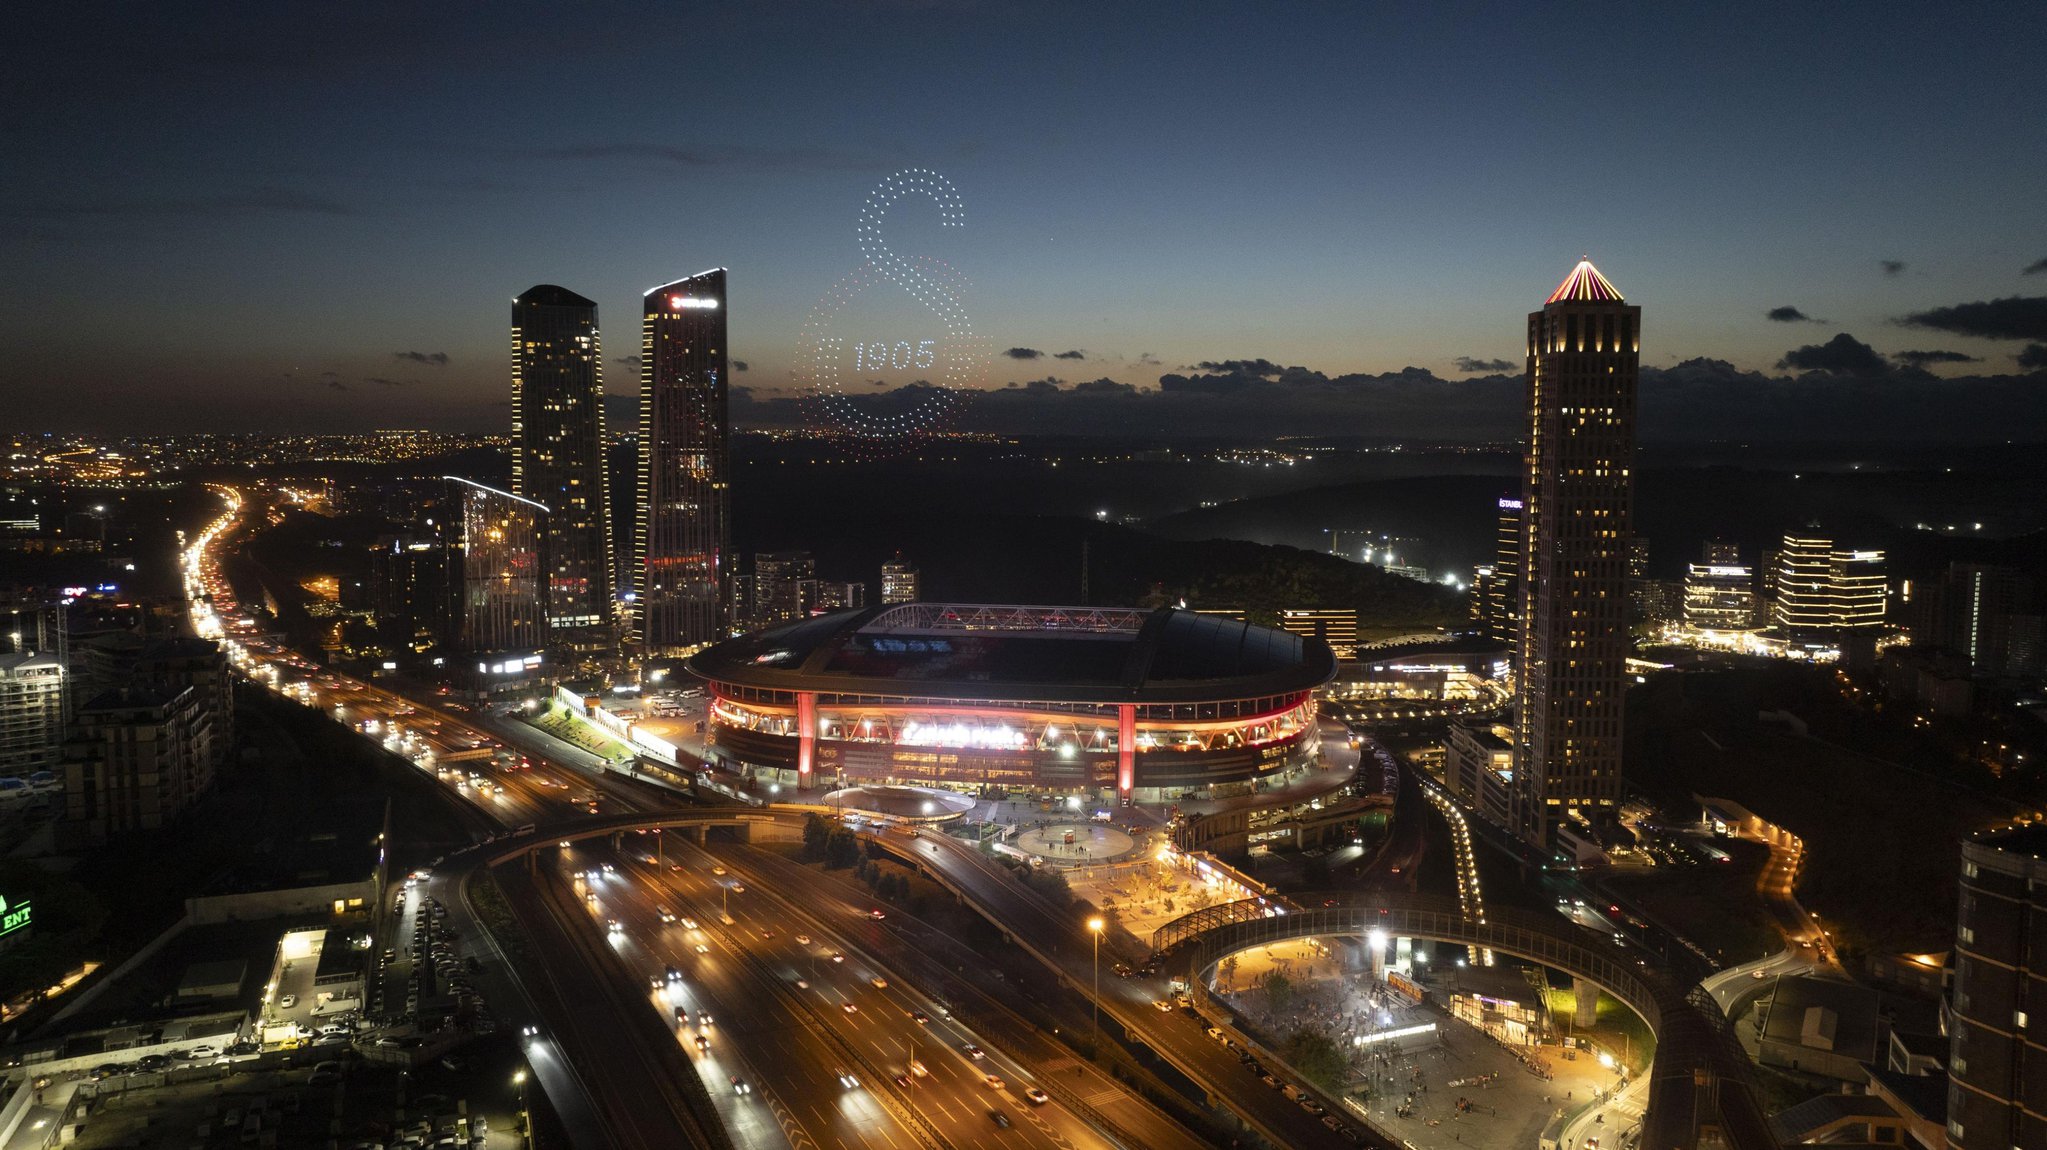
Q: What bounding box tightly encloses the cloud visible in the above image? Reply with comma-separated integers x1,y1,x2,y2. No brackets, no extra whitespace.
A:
1453,356,1516,373
732,360,749,372
1766,306,1821,323
1071,377,1136,395
615,354,642,367
518,143,884,172
2025,258,2047,275
1880,260,1906,276
363,377,409,387
394,351,449,366
1898,296,2047,342
324,379,348,392
1003,347,1044,360
2020,344,2047,371
1054,350,1086,360
13,186,351,220
1135,352,1160,365
1775,333,1893,377
1891,349,1981,368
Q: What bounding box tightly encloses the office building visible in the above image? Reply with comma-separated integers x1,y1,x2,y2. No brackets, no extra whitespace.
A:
450,477,547,658
1511,259,1638,845
62,683,210,845
1950,827,2047,1150
1278,609,1359,659
632,268,732,655
511,285,615,662
881,556,920,605
369,532,452,653
1916,562,2040,679
813,581,867,613
752,551,816,627
1772,533,1887,637
1445,720,1514,828
0,651,64,773
1684,542,1758,634
1472,495,1522,641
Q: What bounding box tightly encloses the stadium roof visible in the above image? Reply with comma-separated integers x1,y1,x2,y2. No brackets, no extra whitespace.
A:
687,603,1336,705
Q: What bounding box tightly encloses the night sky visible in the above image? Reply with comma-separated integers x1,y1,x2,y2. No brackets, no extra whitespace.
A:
5,2,2044,435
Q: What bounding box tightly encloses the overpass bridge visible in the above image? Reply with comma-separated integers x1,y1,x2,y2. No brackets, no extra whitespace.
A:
1152,894,1779,1150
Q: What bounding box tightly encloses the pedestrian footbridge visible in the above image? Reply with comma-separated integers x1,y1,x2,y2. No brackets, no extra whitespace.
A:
1152,894,1779,1150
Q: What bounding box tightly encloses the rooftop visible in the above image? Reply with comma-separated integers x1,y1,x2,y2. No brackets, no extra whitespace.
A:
689,603,1335,705
515,283,597,309
1545,258,1625,305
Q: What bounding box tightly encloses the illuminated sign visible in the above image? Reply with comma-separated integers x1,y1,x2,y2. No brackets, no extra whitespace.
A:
1702,566,1750,577
0,895,30,940
1848,551,1882,561
668,295,718,310
1497,498,1523,510
854,340,936,372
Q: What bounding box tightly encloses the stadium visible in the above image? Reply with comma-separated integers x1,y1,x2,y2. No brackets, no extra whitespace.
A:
685,603,1337,800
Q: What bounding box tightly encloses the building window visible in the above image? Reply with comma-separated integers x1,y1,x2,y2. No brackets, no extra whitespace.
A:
1959,926,1975,945
2015,1010,2029,1029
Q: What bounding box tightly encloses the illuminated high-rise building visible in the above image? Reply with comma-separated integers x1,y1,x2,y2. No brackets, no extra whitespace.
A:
511,285,614,663
881,555,920,605
1771,532,1886,637
1511,260,1638,846
632,269,731,655
1472,495,1523,641
1683,541,1757,634
450,477,547,657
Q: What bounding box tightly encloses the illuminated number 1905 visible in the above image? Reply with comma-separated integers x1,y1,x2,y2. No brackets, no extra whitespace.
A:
854,340,936,372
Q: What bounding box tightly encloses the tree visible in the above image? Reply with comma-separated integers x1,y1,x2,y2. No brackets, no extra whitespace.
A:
1261,969,1294,1015
824,828,861,869
801,813,830,861
1282,1029,1347,1093
1220,954,1240,991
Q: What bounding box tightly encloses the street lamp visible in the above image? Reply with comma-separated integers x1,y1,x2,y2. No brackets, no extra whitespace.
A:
513,1070,529,1147
1087,916,1106,1047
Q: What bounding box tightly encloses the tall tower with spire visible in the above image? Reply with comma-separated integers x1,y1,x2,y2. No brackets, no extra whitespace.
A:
1511,259,1639,846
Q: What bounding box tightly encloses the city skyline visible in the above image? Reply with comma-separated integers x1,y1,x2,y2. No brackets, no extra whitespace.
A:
5,4,2044,435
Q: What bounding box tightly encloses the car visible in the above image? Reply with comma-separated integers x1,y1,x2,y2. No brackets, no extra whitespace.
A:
711,866,727,876
729,883,745,893
795,978,810,989
657,908,677,923
730,1077,751,1096
894,1074,914,1088
962,1043,985,1059
1750,969,1768,979
440,1055,467,1072
985,1074,1005,1089
674,1006,690,1023
909,1060,927,1077
1261,1074,1282,1089
698,1012,714,1027
794,934,812,945
870,977,888,989
830,951,846,963
1152,999,1173,1012
909,1010,929,1024
1024,1086,1049,1105
988,1110,1011,1129
1322,1115,1345,1132
694,1035,710,1051
681,917,698,930
608,919,623,933
585,892,598,905
279,994,298,1009
137,1054,172,1071
650,974,665,989
694,943,709,954
843,1002,859,1013
869,908,886,920
758,927,775,939
665,965,682,982
836,1067,859,1088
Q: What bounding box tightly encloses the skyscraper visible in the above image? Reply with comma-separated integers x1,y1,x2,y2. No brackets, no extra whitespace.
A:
1471,495,1522,642
1511,260,1638,846
511,285,614,663
1683,541,1758,634
881,555,920,605
633,269,731,655
450,477,547,657
1951,828,2047,1150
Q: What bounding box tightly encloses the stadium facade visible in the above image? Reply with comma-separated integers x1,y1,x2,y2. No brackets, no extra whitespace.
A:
686,603,1336,799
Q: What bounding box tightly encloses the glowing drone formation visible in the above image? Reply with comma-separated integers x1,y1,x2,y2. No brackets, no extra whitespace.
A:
797,168,987,448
